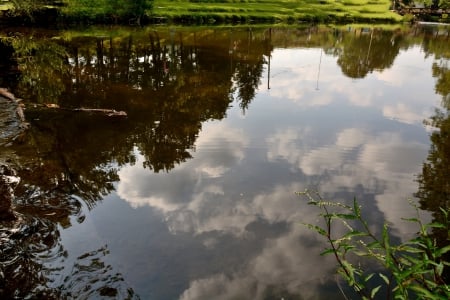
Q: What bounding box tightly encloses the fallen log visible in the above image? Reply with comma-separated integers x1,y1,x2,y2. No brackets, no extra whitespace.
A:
1,87,127,120
40,103,127,117
73,108,127,117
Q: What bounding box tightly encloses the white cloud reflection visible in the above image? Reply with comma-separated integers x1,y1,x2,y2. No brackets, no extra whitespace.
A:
266,126,428,237
117,121,253,235
180,224,337,300
115,121,429,298
266,49,335,107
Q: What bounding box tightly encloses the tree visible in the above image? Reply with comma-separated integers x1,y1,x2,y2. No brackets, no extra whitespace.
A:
67,0,153,24
418,0,450,8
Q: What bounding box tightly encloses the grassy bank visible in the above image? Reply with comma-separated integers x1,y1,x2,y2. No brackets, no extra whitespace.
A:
0,0,403,25
151,0,403,24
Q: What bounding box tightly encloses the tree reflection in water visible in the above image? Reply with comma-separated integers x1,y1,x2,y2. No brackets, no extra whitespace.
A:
335,28,404,79
0,27,271,298
416,57,450,284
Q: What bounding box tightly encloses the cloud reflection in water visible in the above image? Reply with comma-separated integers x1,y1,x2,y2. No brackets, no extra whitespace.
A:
112,46,434,298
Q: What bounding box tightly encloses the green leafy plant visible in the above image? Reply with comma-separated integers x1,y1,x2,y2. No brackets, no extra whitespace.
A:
299,189,450,299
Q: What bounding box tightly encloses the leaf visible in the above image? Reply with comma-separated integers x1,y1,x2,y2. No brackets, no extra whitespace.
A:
397,268,414,281
335,213,358,220
406,238,427,249
320,248,335,256
436,262,444,276
342,230,368,239
363,273,375,282
370,285,382,298
353,250,370,257
317,201,350,208
397,244,423,254
342,244,356,253
439,207,448,218
302,223,327,236
408,284,438,299
367,241,382,249
436,245,450,257
382,223,392,265
425,222,446,229
353,198,361,217
341,260,356,282
401,217,420,223
379,273,390,284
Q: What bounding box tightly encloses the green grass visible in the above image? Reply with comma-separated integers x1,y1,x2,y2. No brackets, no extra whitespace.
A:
0,3,13,11
0,0,402,24
151,0,402,23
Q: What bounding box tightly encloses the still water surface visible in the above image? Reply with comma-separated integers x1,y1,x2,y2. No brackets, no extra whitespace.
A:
1,25,449,299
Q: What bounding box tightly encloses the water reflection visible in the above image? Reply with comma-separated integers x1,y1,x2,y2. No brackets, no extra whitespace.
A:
416,52,450,283
0,25,449,298
335,29,404,79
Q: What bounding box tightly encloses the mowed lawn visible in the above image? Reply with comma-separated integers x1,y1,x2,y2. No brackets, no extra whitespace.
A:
0,0,402,23
152,0,402,22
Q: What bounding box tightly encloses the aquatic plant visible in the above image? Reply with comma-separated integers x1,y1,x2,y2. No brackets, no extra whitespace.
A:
300,190,450,299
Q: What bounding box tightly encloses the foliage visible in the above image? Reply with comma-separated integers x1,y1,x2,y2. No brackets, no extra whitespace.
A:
2,0,153,24
63,0,153,23
1,35,68,104
300,190,450,299
8,0,54,17
417,0,450,9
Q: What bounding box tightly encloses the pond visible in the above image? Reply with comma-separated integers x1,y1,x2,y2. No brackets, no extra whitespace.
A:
0,24,449,299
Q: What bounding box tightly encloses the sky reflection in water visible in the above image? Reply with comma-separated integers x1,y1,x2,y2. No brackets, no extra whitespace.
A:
56,42,440,299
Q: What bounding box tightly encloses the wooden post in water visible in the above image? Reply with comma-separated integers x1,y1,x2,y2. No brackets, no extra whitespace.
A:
267,28,272,90
316,49,322,91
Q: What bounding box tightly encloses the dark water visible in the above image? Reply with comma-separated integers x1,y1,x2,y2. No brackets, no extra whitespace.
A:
0,24,449,299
